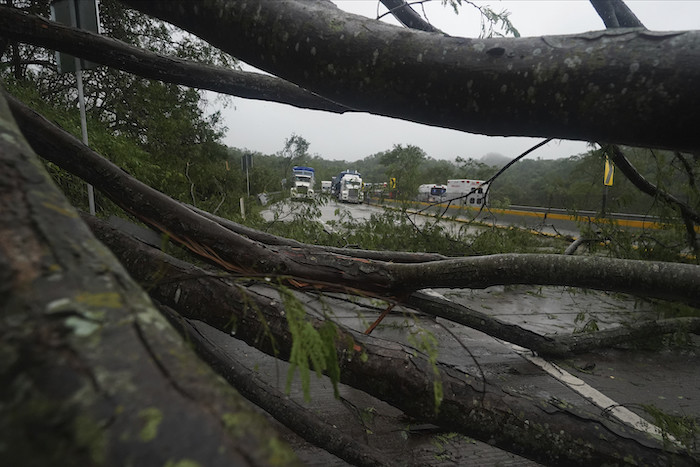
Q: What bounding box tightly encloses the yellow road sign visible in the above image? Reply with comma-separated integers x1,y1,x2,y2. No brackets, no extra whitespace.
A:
604,156,614,186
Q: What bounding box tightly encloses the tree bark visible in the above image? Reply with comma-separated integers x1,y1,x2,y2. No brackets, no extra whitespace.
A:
120,0,700,152
409,290,700,357
9,93,700,304
170,203,700,356
6,1,698,151
0,89,298,466
156,303,397,467
84,214,699,466
170,205,700,357
590,0,644,28
584,3,700,247
379,0,442,33
0,5,347,114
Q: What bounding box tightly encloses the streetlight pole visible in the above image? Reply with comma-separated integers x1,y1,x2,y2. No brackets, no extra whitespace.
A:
51,0,99,215
75,62,95,215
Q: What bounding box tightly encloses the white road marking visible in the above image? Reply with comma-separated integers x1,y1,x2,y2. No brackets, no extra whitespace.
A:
512,346,678,445
421,288,678,445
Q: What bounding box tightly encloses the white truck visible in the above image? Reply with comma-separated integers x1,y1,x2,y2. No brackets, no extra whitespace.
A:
446,179,489,207
333,170,363,203
321,180,332,194
290,166,315,200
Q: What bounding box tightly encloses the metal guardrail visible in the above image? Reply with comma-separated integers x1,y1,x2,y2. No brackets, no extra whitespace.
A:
507,205,659,223
368,196,669,231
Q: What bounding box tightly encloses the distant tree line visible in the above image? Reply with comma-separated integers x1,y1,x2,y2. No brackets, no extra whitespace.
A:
231,139,692,218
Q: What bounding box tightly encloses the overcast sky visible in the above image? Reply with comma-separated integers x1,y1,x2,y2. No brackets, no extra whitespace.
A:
213,1,700,163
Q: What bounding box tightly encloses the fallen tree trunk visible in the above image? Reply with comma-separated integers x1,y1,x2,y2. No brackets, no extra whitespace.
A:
176,208,700,355
122,0,700,152
157,302,399,467
0,5,347,114
379,0,442,33
9,94,700,305
85,215,699,466
409,290,700,357
0,90,298,466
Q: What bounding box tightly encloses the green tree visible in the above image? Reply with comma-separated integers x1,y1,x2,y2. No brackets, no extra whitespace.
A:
419,158,457,185
279,133,311,187
380,144,426,200
1,0,242,218
454,156,496,180
354,151,389,183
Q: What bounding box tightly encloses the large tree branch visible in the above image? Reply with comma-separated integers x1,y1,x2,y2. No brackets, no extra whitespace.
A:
0,89,297,466
584,3,700,237
589,0,644,28
120,0,700,152
408,290,700,357
190,207,700,356
0,5,348,113
387,2,697,240
115,207,700,357
156,301,397,467
84,215,698,466
380,0,442,33
606,145,700,225
168,204,700,356
9,94,700,305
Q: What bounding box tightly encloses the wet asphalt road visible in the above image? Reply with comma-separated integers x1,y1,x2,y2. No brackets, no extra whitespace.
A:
196,282,700,465
253,198,700,464
266,197,584,238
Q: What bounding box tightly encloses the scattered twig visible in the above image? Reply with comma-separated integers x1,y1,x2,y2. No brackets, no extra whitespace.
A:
364,302,397,335
185,161,197,206
212,190,226,215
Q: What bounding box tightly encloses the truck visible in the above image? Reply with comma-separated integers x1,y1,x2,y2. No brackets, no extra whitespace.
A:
417,184,447,203
445,179,489,207
290,166,315,200
321,180,332,194
332,169,363,203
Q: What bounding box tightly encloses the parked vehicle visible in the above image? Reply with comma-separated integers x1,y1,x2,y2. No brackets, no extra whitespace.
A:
445,179,489,206
321,180,332,194
417,184,447,203
332,170,363,203
290,166,315,200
